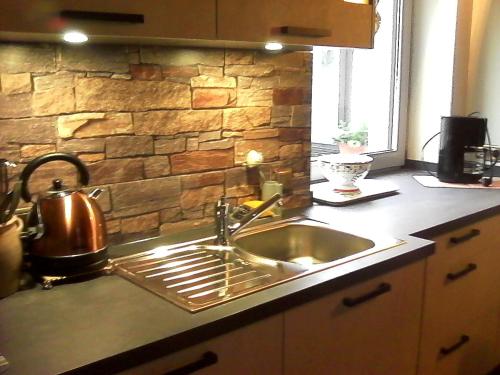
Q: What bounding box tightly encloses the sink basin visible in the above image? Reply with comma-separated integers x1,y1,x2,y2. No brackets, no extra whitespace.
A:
232,217,402,269
112,217,404,312
233,221,375,266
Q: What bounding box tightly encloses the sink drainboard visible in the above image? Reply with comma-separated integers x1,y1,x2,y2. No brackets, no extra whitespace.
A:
111,244,283,312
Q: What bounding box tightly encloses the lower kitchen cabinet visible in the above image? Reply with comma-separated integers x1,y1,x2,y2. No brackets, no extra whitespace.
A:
284,260,425,375
120,314,283,375
418,215,500,375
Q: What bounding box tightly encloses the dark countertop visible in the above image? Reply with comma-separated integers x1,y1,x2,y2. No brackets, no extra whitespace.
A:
1,169,499,375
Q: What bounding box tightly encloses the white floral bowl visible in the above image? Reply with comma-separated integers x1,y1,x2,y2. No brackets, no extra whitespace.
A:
319,154,373,192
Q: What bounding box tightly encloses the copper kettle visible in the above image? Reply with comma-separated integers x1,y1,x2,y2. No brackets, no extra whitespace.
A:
20,153,107,260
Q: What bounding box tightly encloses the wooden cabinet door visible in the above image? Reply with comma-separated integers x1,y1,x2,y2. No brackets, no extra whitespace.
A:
0,0,216,41
418,217,500,375
120,314,283,375
284,260,424,375
217,0,374,48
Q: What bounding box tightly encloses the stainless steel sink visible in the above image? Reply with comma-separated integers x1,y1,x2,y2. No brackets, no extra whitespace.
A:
112,217,404,312
233,219,376,266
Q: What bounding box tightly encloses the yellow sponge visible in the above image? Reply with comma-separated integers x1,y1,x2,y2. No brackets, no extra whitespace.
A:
242,200,276,217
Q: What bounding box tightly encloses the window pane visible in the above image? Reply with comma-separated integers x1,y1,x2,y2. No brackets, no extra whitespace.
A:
311,0,400,158
350,0,396,153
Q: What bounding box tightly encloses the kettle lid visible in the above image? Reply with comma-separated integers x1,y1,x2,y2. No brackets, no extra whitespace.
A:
42,179,75,199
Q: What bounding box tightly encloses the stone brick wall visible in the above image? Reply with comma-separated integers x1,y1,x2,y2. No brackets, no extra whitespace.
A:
0,43,312,243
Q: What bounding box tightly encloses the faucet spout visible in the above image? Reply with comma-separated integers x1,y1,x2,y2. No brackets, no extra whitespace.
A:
214,193,283,245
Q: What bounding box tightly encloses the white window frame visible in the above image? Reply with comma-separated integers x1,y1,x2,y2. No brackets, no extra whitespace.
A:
311,0,412,178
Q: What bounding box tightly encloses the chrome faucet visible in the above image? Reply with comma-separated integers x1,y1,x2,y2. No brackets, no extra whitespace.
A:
214,193,283,245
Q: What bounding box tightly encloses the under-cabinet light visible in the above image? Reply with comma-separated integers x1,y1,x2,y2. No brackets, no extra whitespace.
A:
62,30,88,44
264,42,283,51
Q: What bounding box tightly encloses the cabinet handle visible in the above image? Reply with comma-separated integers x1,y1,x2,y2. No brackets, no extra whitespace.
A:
164,351,218,375
342,282,391,307
449,229,480,244
446,263,477,281
274,26,332,38
60,10,145,24
440,335,470,356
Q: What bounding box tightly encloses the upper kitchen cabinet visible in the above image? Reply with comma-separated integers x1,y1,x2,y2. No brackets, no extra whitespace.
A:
217,0,374,48
0,0,216,43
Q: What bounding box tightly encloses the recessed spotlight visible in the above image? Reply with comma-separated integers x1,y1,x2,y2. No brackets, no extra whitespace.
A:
62,31,88,44
264,42,283,51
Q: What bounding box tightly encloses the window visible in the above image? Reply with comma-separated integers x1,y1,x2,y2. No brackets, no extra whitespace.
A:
311,0,411,179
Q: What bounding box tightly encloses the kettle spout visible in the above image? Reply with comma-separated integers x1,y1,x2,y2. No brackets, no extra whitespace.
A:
88,188,104,199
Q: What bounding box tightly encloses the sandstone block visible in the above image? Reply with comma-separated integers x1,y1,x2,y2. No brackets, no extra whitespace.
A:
111,176,181,212
186,138,199,151
222,131,243,138
144,156,171,178
279,144,303,159
291,105,312,127
225,167,250,188
223,107,271,130
75,78,191,111
273,88,306,105
121,212,159,234
225,50,254,65
237,77,253,89
0,117,56,144
224,64,274,77
159,217,213,235
234,139,280,164
192,88,236,109
106,136,153,158
182,208,204,220
279,128,309,142
271,105,292,127
255,51,305,68
199,130,221,142
106,219,121,235
160,207,182,223
0,145,19,162
32,87,75,116
251,77,279,90
198,66,223,77
181,185,224,209
111,73,132,80
59,45,129,72
0,44,55,73
198,138,234,150
34,72,74,92
225,185,256,198
155,138,186,154
237,89,273,107
171,150,233,174
181,171,225,189
134,110,222,135
141,47,224,66
0,93,33,119
162,66,199,78
57,138,105,153
20,144,56,161
1,73,31,94
78,153,105,163
130,64,162,80
279,72,312,88
191,75,236,88
243,128,279,140
88,159,144,185
57,112,133,139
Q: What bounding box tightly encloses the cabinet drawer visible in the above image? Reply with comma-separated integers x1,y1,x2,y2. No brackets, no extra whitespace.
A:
120,314,283,375
0,0,216,41
418,215,500,375
217,0,374,48
284,260,424,375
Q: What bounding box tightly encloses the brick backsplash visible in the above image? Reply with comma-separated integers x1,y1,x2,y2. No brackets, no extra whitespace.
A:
0,43,312,243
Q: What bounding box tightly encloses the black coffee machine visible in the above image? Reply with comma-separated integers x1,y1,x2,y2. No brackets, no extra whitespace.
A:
437,116,488,183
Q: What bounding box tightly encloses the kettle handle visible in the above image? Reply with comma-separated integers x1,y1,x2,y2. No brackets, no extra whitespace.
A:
19,152,90,202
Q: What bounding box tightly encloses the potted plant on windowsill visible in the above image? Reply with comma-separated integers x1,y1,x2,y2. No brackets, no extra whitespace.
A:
333,121,368,154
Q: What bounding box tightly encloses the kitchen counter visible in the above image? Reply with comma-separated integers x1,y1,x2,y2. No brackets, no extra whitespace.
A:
1,169,499,375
